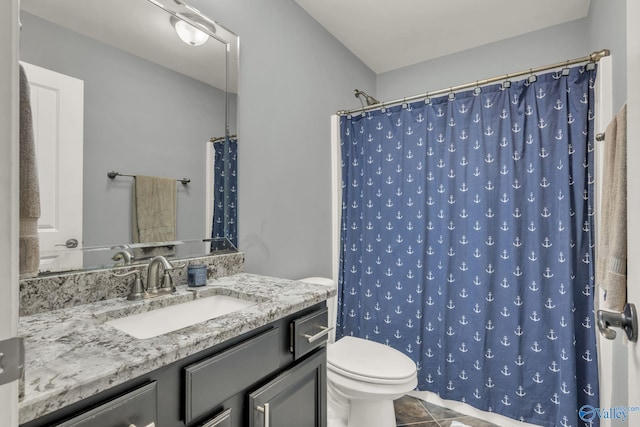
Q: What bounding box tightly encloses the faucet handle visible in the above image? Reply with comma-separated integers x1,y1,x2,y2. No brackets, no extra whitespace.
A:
161,271,175,292
161,262,185,292
160,262,187,291
167,261,186,270
113,270,146,301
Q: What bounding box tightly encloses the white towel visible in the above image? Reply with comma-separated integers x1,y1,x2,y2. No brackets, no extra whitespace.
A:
596,104,627,311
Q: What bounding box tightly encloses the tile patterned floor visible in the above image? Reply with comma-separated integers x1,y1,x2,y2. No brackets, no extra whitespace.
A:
394,395,500,427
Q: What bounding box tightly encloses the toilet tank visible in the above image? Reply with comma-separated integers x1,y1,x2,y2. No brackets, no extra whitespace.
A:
299,277,337,343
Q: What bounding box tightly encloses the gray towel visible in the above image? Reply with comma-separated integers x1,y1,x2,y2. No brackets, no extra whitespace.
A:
19,64,41,278
596,104,627,311
132,175,177,258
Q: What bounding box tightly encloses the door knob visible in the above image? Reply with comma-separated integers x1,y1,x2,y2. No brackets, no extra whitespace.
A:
597,303,638,342
55,238,78,248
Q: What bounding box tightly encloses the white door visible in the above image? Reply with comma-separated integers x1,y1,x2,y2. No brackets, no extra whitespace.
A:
21,62,84,272
627,0,640,416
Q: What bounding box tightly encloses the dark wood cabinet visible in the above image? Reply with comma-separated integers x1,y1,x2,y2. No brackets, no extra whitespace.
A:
21,303,328,427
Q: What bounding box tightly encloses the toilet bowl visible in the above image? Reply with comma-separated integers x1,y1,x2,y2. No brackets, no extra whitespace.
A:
300,278,418,427
327,336,418,427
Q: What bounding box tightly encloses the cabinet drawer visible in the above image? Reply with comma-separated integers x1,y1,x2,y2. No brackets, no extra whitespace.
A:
184,328,280,424
291,307,329,360
54,382,157,427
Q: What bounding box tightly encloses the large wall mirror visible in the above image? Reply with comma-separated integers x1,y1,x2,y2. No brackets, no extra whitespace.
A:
19,0,239,275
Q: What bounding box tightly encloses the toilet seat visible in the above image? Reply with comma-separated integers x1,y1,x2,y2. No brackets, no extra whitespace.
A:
328,336,416,385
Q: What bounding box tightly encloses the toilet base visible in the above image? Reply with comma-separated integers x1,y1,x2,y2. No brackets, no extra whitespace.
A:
348,398,396,427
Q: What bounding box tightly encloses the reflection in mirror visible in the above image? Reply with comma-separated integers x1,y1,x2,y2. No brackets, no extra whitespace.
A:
19,0,239,274
211,135,238,248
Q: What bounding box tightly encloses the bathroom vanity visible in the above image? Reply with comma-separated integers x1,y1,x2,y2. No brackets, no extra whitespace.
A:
18,268,334,427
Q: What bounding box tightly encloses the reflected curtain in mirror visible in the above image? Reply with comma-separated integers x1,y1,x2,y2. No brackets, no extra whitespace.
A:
212,136,238,248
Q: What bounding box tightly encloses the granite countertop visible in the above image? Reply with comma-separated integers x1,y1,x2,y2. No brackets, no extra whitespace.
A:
18,273,335,424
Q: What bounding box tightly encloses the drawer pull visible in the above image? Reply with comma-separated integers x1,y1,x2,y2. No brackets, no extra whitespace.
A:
257,403,270,427
303,326,333,343
128,423,155,427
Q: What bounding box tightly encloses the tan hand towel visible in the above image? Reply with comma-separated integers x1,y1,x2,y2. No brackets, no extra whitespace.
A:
19,64,41,278
596,104,627,311
132,175,177,258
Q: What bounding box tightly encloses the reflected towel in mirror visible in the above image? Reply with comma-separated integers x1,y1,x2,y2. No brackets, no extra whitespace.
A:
132,175,177,258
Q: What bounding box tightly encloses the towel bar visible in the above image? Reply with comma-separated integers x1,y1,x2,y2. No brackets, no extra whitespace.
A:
107,171,190,185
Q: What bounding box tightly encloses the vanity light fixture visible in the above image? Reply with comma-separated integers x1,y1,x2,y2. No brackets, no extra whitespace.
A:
170,13,215,46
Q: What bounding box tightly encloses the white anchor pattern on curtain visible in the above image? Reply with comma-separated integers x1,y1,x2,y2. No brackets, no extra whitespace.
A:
212,136,238,247
338,66,598,427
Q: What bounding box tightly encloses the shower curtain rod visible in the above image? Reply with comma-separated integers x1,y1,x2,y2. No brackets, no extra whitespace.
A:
336,49,610,116
210,134,238,143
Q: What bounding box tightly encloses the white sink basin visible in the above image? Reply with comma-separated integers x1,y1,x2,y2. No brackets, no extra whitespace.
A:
105,295,256,339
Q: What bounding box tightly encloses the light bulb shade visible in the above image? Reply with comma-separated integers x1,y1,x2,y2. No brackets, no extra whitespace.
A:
173,19,209,46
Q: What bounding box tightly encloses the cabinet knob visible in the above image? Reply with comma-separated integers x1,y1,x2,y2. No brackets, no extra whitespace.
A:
256,403,270,427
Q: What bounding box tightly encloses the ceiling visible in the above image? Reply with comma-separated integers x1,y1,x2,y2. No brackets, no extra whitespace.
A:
21,0,238,92
294,0,591,74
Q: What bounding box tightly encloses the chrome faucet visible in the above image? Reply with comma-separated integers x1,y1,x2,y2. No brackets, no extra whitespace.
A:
111,249,133,266
146,255,177,294
113,256,184,301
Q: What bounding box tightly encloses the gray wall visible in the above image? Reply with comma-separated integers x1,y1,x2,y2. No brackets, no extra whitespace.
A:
376,19,590,101
184,0,626,283
20,13,228,249
587,0,627,112
377,0,626,113
190,0,376,279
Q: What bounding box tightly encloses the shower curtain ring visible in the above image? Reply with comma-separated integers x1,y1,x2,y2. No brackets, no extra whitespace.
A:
503,74,512,89
473,81,481,96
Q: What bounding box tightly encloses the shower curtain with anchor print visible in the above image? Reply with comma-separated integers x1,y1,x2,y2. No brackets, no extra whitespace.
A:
212,136,238,248
338,66,599,427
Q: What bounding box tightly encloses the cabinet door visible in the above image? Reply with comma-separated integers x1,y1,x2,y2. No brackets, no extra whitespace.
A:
249,350,326,427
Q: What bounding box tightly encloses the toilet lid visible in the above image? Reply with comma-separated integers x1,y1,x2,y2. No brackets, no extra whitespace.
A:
328,336,416,384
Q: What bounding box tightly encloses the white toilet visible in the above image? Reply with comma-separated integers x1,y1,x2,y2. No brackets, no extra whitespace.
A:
300,277,418,427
